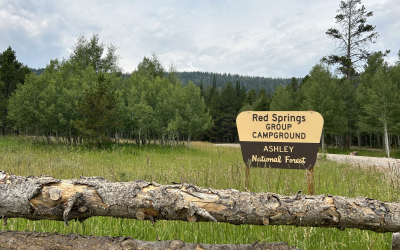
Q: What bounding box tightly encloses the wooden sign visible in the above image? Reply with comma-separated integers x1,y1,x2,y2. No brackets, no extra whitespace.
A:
236,111,324,169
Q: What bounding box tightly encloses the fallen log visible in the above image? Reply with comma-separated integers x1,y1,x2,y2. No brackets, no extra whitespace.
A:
0,231,301,250
1,170,399,232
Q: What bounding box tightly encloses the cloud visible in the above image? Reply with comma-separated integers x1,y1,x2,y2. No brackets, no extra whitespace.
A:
0,1,75,65
0,0,398,77
367,0,400,64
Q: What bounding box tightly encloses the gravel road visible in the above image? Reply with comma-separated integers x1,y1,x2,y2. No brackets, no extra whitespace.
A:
214,143,399,170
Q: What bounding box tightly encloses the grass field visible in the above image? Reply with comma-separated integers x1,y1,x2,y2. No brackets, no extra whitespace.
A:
1,136,399,249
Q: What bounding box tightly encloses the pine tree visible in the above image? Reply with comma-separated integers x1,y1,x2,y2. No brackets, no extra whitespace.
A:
289,77,298,92
219,82,237,142
199,83,205,98
208,91,221,142
0,46,31,135
253,88,270,111
244,89,257,106
212,73,217,89
235,80,246,112
74,72,121,147
323,0,385,80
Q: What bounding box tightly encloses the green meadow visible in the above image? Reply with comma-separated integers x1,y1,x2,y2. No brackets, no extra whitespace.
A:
1,136,399,249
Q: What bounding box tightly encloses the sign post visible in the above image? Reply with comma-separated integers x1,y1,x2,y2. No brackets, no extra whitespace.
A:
307,166,314,195
236,111,324,194
245,164,251,190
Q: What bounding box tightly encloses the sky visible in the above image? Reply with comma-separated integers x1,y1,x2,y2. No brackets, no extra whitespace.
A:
1,0,399,78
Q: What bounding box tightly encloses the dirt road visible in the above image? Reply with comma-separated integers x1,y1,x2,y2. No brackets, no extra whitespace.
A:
214,143,399,169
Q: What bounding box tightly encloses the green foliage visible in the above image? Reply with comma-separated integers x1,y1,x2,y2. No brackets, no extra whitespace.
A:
244,89,257,106
8,49,212,147
288,77,299,93
8,60,98,140
74,72,121,147
201,80,251,142
178,71,295,94
207,90,222,142
134,52,165,79
170,82,212,147
357,53,393,134
235,81,246,112
124,73,178,143
31,68,295,98
166,62,180,85
219,82,238,142
198,83,205,98
269,85,295,111
8,73,43,135
357,52,400,156
252,89,270,111
69,33,122,74
300,63,345,135
0,46,31,135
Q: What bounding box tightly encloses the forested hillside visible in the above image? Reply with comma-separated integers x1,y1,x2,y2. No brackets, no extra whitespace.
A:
31,69,293,95
177,71,293,94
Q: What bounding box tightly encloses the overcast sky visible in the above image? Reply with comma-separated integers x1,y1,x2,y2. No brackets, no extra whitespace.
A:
1,0,399,78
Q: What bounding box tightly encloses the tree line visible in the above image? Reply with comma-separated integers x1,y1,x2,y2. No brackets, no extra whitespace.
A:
1,0,399,156
0,33,294,148
1,37,211,148
177,71,294,94
31,69,295,95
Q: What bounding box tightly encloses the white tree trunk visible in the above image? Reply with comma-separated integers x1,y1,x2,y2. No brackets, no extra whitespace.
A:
139,128,141,147
384,121,390,158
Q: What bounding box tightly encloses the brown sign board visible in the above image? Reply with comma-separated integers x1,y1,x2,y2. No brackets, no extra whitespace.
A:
236,111,324,169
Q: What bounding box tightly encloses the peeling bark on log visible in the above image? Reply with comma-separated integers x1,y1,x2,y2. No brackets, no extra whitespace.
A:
0,231,301,250
1,170,400,232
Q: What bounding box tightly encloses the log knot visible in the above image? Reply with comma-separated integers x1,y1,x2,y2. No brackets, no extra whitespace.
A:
63,192,84,226
48,188,62,201
169,239,185,249
121,239,137,249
